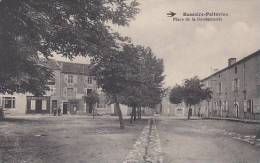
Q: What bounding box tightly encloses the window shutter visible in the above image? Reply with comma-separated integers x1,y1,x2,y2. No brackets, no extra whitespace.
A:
63,88,67,97
53,88,56,96
74,75,78,84
31,100,35,110
64,74,68,83
74,88,77,97
251,99,254,113
226,101,228,111
238,79,240,89
232,80,234,91
243,100,247,112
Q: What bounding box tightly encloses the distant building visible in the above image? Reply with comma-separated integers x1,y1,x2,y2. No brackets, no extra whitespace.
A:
26,59,99,115
200,50,260,120
160,89,199,117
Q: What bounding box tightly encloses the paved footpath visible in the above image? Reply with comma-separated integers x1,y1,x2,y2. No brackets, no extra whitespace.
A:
123,118,163,163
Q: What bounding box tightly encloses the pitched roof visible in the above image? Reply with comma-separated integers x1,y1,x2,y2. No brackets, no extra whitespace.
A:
40,59,91,75
201,49,260,82
58,61,90,75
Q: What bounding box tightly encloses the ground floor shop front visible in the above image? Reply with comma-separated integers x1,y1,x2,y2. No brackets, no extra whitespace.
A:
26,96,98,115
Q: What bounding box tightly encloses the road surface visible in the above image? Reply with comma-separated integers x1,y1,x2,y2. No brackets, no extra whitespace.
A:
157,117,260,163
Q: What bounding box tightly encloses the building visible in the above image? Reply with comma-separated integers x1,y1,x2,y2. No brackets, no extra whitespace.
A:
0,93,29,115
0,59,157,116
26,59,99,115
200,50,260,120
160,89,199,117
0,59,107,115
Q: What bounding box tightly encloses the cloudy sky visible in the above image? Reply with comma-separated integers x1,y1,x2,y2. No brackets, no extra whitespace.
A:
55,0,260,87
117,0,260,86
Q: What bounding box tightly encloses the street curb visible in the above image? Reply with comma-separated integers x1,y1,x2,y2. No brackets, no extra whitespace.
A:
123,117,163,163
203,117,260,124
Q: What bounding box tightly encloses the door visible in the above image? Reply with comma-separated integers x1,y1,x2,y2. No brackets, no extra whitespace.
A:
35,100,42,113
52,100,58,113
63,102,68,114
235,103,239,118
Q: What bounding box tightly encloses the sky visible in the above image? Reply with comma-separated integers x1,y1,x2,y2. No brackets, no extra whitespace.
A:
54,0,260,87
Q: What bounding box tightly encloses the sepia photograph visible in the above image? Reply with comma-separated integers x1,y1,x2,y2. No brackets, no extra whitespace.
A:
0,0,260,162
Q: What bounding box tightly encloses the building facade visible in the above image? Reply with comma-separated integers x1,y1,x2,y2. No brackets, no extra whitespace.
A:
160,90,200,117
26,60,99,115
0,93,29,115
201,50,260,120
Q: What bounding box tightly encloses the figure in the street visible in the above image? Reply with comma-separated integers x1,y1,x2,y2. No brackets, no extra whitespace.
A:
0,107,4,120
188,107,192,120
58,107,61,116
53,107,57,116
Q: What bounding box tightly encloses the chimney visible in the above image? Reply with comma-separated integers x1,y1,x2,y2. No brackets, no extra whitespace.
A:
228,58,236,66
210,67,219,74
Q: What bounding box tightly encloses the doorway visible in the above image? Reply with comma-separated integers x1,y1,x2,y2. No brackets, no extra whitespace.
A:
35,100,42,113
52,100,57,113
63,102,68,114
234,103,239,118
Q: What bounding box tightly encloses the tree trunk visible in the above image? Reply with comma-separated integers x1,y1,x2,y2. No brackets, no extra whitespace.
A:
130,107,134,124
138,106,141,120
92,104,95,119
187,105,191,120
114,100,124,129
114,103,118,116
133,106,137,121
0,108,4,120
140,107,142,120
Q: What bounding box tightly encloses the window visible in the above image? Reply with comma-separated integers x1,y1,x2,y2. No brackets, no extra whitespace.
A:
47,79,55,85
42,100,47,110
50,87,56,95
31,100,36,110
232,78,239,91
87,89,92,95
67,88,74,97
68,75,74,84
213,101,217,111
87,76,92,84
257,85,260,97
3,97,15,109
223,101,228,112
48,85,56,95
218,82,222,93
247,99,253,113
235,67,237,74
243,90,247,100
206,81,209,87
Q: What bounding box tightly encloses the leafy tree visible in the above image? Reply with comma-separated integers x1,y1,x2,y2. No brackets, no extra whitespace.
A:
84,91,99,118
92,45,133,129
139,48,165,108
118,45,165,123
169,85,184,104
93,43,165,127
169,76,212,119
0,0,139,95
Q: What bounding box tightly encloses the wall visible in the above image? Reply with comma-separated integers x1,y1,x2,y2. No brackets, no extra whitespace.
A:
0,93,29,115
201,54,260,119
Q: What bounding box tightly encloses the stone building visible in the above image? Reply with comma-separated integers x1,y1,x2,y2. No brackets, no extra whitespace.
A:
26,59,99,115
160,89,200,117
0,93,29,115
200,50,260,119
